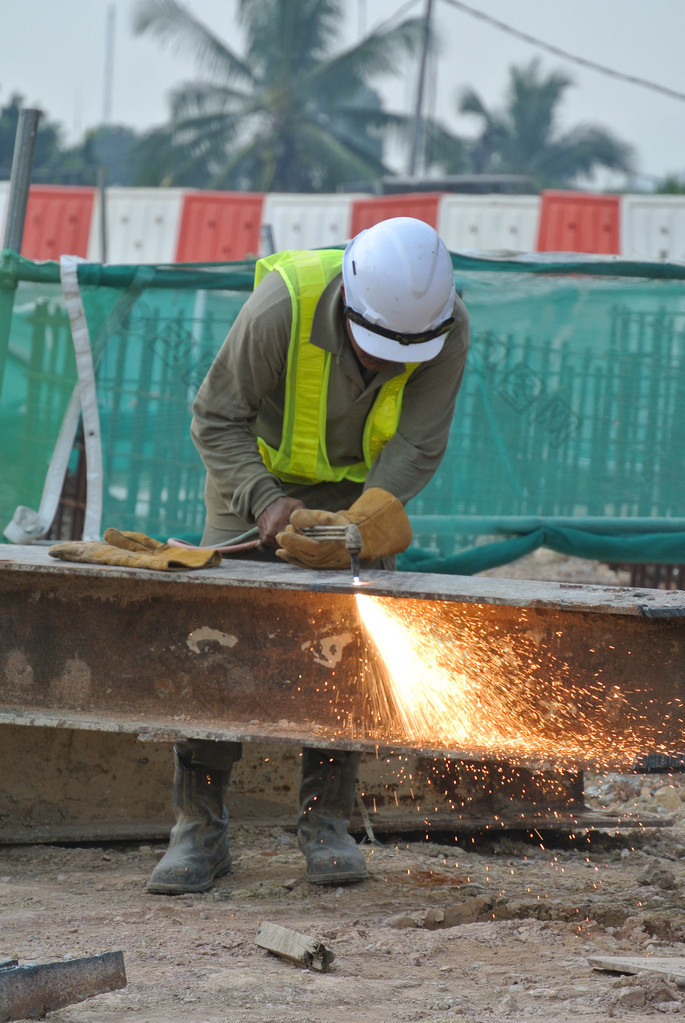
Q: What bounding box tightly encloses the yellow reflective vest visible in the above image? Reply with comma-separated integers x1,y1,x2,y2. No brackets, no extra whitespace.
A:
254,249,418,485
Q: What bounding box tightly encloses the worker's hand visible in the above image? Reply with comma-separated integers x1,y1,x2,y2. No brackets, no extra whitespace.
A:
275,519,352,570
257,496,305,548
275,488,412,569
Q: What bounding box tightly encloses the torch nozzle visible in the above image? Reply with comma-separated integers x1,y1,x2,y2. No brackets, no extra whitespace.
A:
298,521,363,583
345,523,363,584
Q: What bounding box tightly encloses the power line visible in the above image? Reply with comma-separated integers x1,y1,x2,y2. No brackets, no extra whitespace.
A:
442,0,685,103
371,0,423,34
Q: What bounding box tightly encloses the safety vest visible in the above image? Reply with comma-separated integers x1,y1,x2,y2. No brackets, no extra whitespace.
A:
254,249,418,485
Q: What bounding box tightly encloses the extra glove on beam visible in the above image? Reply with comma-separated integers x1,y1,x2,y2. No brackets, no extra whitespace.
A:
49,528,221,571
275,488,412,570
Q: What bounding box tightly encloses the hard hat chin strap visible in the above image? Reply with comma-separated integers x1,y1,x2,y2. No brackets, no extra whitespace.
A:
343,305,454,347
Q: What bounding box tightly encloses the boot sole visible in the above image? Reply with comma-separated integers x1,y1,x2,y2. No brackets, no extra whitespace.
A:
146,861,232,895
146,879,214,895
305,869,369,885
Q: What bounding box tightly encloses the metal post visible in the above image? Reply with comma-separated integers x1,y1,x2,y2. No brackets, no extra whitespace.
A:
97,166,108,263
3,108,41,253
0,108,41,399
260,223,276,255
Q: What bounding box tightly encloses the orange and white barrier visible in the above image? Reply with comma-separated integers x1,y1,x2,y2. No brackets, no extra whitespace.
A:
260,192,363,252
536,191,620,254
438,194,540,253
2,182,685,263
175,190,265,262
0,181,9,245
87,187,185,264
620,195,685,263
21,185,96,261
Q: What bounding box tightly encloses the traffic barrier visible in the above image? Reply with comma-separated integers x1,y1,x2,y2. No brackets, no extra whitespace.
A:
0,182,9,242
536,190,620,254
3,183,685,262
87,187,185,264
620,195,685,263
175,190,264,262
21,186,95,260
438,194,540,253
350,193,440,235
260,192,360,251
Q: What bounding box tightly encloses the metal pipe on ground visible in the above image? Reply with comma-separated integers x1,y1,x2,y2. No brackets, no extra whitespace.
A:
0,952,126,1022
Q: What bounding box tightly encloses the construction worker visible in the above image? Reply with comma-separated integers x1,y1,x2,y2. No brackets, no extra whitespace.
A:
147,217,470,895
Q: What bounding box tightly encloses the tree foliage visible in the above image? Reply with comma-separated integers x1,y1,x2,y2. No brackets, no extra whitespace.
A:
456,59,635,188
0,92,145,185
0,93,65,181
654,173,685,195
132,0,428,191
0,40,649,194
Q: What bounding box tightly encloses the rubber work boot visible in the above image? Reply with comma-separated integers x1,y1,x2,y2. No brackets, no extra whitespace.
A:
147,742,240,894
297,748,368,884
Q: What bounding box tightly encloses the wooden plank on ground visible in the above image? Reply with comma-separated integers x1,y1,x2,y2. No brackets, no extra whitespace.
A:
255,921,335,972
589,955,685,986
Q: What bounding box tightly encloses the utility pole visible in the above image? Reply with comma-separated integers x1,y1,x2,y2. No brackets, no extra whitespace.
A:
99,3,116,263
102,3,116,124
408,0,434,178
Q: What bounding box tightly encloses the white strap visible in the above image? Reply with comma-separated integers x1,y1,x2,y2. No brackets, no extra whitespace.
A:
2,383,82,543
59,255,103,540
3,259,159,545
4,257,105,543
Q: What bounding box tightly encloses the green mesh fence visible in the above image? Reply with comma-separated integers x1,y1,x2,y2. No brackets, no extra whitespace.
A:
0,254,77,535
406,254,685,571
74,262,254,538
2,250,685,573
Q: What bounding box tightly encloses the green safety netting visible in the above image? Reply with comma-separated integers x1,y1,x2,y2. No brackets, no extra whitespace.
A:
0,252,78,537
1,248,685,575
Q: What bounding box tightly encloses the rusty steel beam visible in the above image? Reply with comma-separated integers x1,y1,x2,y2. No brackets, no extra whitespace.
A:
0,546,684,771
0,951,126,1021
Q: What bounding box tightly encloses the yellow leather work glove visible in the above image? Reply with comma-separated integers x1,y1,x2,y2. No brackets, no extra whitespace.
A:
103,528,165,552
49,528,221,571
275,488,412,570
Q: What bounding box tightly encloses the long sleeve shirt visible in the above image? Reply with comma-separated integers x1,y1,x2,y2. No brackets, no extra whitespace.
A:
191,268,469,537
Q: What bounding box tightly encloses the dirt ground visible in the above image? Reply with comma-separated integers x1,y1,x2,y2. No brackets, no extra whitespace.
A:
3,553,685,1023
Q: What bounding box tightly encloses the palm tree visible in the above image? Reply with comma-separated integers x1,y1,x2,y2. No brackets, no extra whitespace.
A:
132,0,429,192
458,59,634,187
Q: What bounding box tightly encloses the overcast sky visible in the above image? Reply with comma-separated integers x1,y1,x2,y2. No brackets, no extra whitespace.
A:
1,0,684,186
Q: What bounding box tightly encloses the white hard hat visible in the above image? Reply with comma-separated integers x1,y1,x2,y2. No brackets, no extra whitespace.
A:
342,217,456,363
